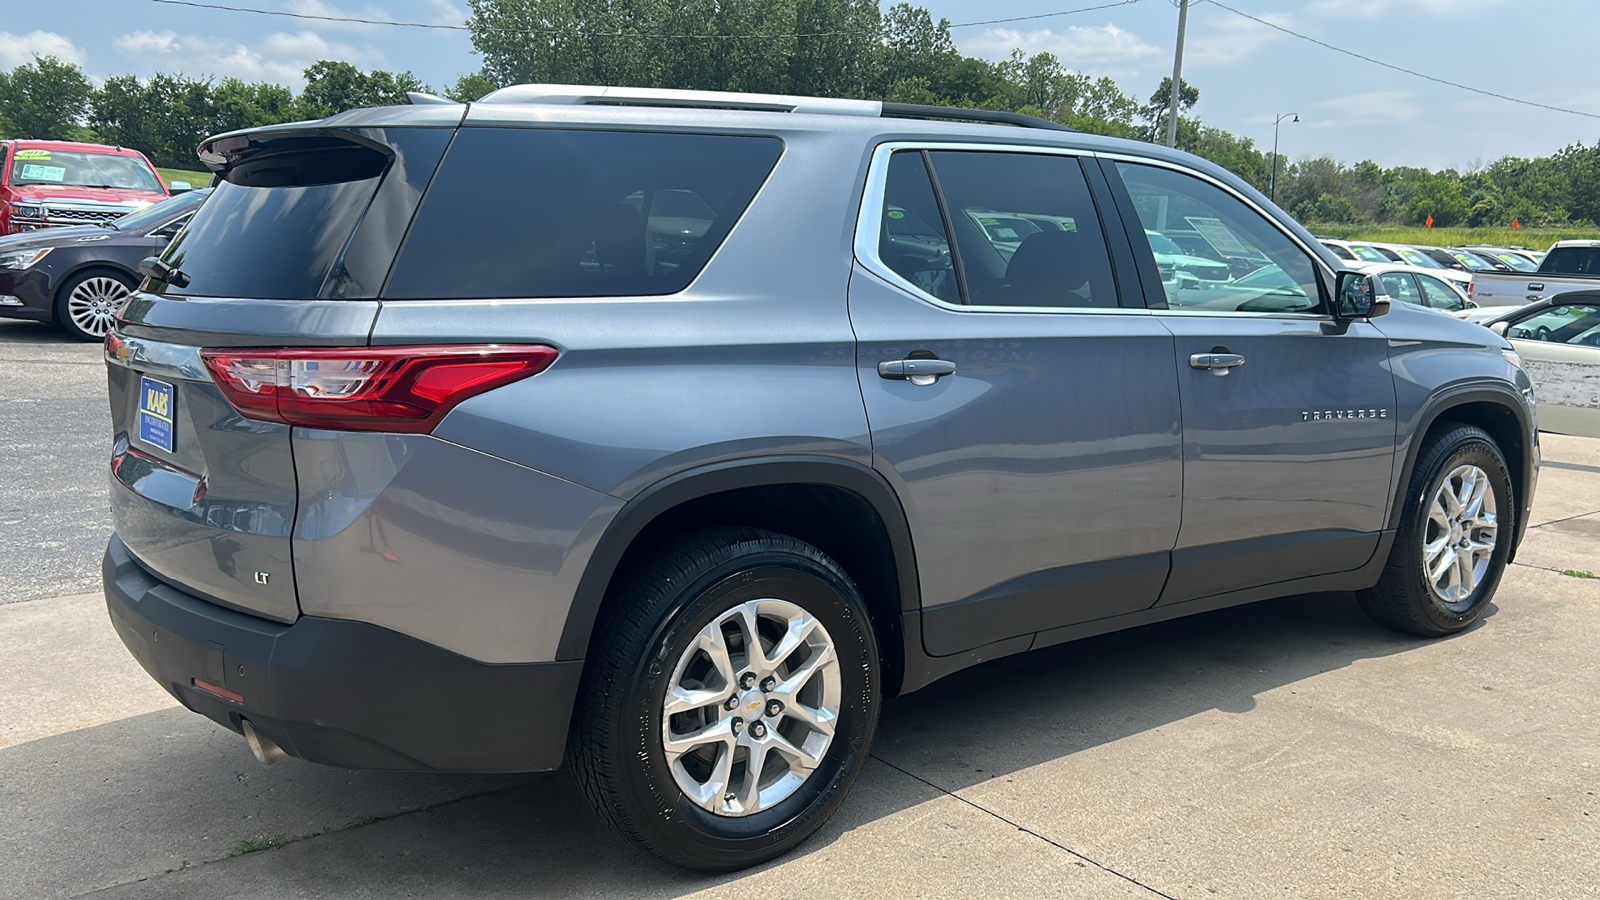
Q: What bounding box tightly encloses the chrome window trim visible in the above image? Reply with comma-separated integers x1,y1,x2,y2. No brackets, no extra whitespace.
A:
855,141,1346,320
1093,150,1341,322
853,140,1150,316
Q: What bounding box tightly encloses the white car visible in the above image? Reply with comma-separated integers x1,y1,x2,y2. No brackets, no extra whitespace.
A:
1353,262,1476,314
1482,295,1600,437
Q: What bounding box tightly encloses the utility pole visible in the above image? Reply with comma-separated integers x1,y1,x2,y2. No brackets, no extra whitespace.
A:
1165,0,1189,148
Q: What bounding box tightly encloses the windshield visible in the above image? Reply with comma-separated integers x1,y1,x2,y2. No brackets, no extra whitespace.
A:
1145,231,1185,256
1493,251,1537,271
1449,250,1495,271
7,149,162,192
105,189,208,232
1396,248,1442,268
1350,245,1389,263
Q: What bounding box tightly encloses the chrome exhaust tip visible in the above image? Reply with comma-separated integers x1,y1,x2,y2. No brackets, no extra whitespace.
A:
241,719,290,767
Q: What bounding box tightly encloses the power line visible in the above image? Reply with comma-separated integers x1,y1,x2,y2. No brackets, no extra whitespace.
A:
140,0,1143,39
1204,0,1600,121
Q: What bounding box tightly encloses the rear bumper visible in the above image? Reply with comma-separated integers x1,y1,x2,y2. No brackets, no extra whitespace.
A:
104,534,582,772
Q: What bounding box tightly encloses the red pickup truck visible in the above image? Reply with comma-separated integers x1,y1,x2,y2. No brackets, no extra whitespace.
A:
1,140,173,234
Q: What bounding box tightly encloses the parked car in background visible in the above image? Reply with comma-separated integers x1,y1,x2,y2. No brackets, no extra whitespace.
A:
1416,245,1497,273
1462,245,1539,272
1319,238,1361,261
1482,293,1600,436
1471,240,1600,309
0,188,208,339
1358,262,1475,314
1,141,177,234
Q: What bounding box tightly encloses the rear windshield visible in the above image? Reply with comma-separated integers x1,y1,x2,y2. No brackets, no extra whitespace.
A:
1541,246,1600,275
152,176,380,299
8,148,161,192
383,128,783,300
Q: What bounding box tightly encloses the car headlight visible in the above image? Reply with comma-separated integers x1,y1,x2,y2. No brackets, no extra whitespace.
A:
0,247,51,269
1503,349,1523,371
12,204,42,219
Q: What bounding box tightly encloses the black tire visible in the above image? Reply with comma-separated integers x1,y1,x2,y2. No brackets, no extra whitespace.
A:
1358,424,1514,636
54,268,135,342
569,527,881,872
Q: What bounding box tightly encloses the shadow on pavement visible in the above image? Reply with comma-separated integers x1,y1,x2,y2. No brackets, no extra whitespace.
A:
0,318,78,345
4,590,1460,898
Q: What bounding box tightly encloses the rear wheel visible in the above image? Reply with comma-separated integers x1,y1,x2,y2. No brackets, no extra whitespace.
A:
1358,424,1513,636
569,527,880,871
56,269,135,341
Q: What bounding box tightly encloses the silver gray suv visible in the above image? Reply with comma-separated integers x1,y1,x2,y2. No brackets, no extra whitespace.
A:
102,85,1538,871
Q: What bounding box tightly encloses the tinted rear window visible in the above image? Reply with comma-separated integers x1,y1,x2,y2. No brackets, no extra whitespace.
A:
152,177,380,299
1542,246,1600,275
383,128,783,300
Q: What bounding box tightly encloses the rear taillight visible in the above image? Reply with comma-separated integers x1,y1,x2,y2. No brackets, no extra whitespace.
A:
200,345,559,433
1466,280,1474,300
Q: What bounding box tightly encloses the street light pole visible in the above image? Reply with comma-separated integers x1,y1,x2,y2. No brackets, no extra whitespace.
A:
1165,0,1189,148
1269,112,1298,205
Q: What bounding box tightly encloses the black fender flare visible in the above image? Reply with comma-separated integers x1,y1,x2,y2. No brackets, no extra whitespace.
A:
555,455,922,661
1389,382,1536,538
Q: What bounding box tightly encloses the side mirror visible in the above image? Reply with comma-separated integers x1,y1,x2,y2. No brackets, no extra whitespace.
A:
1334,270,1388,319
1488,321,1509,336
168,181,193,193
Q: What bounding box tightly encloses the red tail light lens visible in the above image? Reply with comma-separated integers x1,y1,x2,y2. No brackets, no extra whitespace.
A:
200,345,558,433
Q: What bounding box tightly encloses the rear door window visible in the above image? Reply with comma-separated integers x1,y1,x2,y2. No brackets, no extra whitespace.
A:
383,129,783,300
924,150,1119,308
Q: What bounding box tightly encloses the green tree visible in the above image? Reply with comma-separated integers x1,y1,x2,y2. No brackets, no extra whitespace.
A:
297,61,427,119
0,55,93,140
1142,76,1197,141
445,72,500,102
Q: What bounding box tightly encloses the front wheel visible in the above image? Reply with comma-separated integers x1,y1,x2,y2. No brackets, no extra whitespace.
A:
1358,424,1513,636
56,269,135,341
569,528,881,871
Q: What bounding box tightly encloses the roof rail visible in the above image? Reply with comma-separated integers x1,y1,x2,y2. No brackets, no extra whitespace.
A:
470,85,1075,133
477,84,882,117
879,102,1075,133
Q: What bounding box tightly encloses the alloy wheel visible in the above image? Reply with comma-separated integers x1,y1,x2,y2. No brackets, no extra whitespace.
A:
67,276,132,338
660,598,840,817
1422,464,1498,608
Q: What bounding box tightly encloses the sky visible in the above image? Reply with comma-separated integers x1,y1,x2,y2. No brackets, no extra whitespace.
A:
4,0,1598,170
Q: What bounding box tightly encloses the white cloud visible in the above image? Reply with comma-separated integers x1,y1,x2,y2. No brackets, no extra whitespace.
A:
1308,0,1507,17
113,29,375,86
964,24,1161,72
1183,10,1292,65
1308,89,1424,127
0,30,89,69
283,0,396,30
425,0,466,27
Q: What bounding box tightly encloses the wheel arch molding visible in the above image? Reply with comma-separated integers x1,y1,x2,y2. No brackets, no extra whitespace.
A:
1392,383,1535,548
556,455,922,688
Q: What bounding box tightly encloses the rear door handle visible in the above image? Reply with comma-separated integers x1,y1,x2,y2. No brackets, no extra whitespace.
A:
879,358,956,385
1190,352,1245,375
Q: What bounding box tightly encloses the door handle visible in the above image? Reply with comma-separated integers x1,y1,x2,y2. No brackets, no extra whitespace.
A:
879,358,956,385
1190,352,1245,376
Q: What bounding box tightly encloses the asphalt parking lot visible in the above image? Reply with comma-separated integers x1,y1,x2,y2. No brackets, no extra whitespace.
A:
2,316,1597,899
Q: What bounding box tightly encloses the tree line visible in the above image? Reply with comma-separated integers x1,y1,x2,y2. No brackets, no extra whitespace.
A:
2,0,1597,228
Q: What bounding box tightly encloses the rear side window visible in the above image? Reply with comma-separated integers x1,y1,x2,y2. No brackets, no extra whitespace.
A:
384,129,783,300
